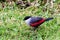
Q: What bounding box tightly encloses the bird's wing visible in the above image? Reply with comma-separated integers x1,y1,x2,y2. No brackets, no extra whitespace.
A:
30,17,45,27
30,17,43,23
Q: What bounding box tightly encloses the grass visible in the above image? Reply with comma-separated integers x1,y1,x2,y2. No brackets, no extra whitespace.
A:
0,2,60,40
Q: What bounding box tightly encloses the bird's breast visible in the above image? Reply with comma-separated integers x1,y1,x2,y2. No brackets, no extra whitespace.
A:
25,18,31,25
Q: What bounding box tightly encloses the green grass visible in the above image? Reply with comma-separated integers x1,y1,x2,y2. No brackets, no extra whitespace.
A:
0,3,60,40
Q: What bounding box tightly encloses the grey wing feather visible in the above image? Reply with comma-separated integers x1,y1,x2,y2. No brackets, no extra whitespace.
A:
30,17,43,23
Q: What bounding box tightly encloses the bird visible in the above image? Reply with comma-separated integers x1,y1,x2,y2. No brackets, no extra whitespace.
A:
23,16,53,30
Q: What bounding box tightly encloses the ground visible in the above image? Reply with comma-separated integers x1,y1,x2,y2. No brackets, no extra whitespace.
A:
0,1,60,40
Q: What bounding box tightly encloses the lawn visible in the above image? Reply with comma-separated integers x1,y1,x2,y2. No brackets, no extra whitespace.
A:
0,1,60,40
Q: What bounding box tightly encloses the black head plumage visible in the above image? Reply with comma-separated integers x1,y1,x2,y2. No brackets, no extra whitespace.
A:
24,16,31,20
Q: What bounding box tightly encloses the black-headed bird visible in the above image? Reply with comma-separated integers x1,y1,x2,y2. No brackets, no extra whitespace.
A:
24,16,53,30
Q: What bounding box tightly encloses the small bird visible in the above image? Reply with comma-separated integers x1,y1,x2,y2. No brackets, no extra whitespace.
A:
24,16,53,30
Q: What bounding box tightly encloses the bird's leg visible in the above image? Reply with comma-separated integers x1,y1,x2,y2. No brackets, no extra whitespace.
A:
33,27,38,31
30,27,38,31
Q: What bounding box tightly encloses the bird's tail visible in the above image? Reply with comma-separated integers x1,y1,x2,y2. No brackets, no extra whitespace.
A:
45,18,53,21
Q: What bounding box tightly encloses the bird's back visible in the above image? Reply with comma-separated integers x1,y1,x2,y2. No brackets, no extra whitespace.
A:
30,17,43,23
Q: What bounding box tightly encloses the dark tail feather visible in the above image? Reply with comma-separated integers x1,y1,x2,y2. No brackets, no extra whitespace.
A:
45,18,53,21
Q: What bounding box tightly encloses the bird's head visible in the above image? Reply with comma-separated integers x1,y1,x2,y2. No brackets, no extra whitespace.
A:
24,16,31,20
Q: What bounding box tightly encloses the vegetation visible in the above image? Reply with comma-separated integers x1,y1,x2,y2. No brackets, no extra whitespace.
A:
0,0,60,40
